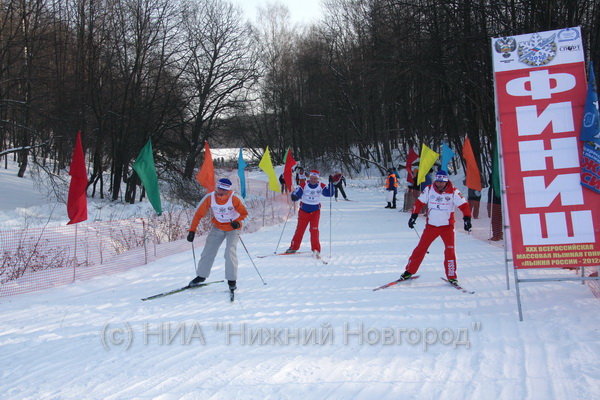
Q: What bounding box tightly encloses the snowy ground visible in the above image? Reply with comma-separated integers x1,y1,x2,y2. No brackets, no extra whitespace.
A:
1,162,600,399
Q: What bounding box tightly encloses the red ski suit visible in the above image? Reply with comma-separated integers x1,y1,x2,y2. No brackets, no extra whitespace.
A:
289,181,334,252
405,181,471,280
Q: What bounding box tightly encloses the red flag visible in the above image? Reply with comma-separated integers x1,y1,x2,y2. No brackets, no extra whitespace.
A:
405,148,419,184
283,147,296,192
462,137,482,191
196,141,215,191
67,131,88,224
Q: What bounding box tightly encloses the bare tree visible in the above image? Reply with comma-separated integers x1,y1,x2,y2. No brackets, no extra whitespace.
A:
179,0,259,179
0,0,597,201
100,0,183,201
251,3,297,160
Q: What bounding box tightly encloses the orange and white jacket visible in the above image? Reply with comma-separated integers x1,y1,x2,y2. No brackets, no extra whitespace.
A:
189,191,248,232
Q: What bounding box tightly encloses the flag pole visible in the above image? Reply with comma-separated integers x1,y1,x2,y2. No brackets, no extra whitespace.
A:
72,224,78,282
329,181,333,258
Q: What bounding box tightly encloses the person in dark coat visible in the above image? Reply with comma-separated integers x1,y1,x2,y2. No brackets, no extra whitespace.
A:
279,173,289,193
487,174,503,241
330,170,349,201
385,168,398,209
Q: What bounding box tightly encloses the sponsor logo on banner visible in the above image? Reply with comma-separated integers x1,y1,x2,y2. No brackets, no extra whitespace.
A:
492,27,600,269
557,28,580,42
494,37,517,58
559,45,581,52
517,32,557,66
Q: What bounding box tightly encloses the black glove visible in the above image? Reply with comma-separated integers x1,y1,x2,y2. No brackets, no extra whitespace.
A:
328,175,334,183
291,194,299,202
463,216,472,232
408,213,418,229
230,221,240,229
187,231,196,242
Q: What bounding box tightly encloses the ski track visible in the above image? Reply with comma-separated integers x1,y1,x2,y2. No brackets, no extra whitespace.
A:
2,188,600,399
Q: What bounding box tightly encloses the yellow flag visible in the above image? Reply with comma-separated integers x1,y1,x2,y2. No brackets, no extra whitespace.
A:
417,144,439,185
258,146,281,192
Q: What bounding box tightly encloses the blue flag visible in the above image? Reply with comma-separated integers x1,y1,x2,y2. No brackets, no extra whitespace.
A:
237,148,247,198
440,141,455,172
580,61,600,194
581,61,600,144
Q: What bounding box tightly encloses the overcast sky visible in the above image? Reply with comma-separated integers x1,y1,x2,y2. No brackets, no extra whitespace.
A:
232,0,324,25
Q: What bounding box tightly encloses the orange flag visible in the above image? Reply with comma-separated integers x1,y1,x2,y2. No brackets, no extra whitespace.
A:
462,137,482,191
196,141,215,191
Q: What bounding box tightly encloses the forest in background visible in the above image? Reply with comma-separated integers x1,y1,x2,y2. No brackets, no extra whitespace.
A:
1,0,598,203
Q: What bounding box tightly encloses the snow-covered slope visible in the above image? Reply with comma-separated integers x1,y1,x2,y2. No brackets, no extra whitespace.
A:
1,182,599,399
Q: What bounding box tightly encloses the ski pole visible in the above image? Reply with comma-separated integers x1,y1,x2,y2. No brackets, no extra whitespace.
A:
238,234,267,285
191,241,197,268
413,226,421,239
412,227,429,254
274,203,294,253
186,210,197,271
329,182,333,258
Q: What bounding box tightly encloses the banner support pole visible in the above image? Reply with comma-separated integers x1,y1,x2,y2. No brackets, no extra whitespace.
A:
514,269,524,321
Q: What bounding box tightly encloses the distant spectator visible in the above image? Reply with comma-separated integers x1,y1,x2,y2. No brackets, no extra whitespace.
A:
404,167,420,211
385,168,398,209
330,170,349,201
295,167,307,186
419,170,433,191
416,169,433,215
463,180,482,219
279,173,289,193
487,173,503,241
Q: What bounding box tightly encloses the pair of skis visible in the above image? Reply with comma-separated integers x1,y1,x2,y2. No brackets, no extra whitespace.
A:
373,276,474,294
256,251,308,258
143,273,473,302
142,280,236,302
440,277,475,294
257,251,328,265
142,251,327,302
372,275,420,291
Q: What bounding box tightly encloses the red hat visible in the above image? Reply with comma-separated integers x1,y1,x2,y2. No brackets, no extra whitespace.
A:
309,170,319,177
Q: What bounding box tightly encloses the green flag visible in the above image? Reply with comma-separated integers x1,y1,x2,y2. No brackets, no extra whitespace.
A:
492,140,501,195
133,139,162,216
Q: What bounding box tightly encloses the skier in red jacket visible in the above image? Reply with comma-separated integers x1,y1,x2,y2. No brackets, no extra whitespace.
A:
285,170,334,256
398,170,472,284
